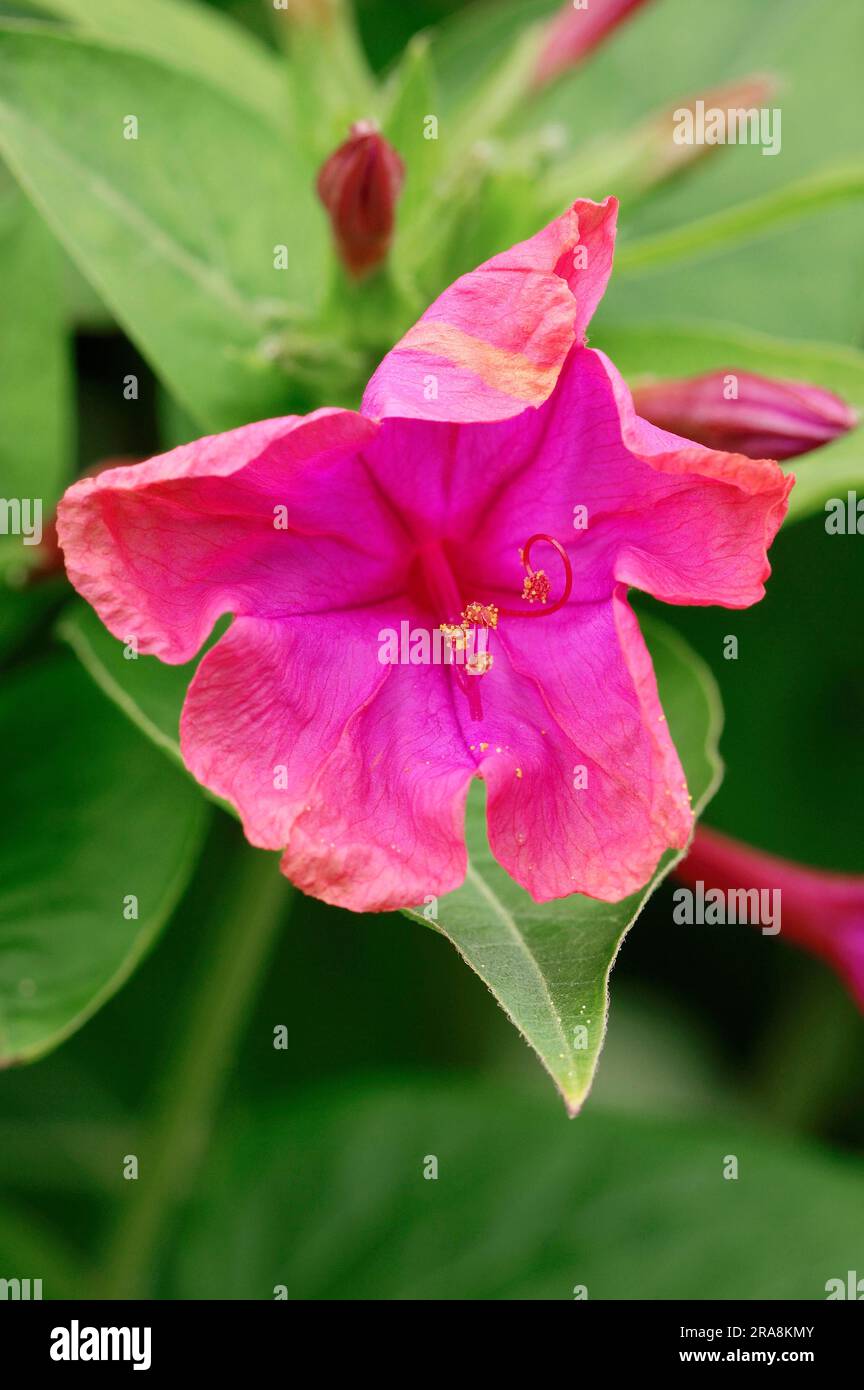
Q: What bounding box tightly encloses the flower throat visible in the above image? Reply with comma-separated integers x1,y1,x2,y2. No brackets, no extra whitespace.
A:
431,533,572,722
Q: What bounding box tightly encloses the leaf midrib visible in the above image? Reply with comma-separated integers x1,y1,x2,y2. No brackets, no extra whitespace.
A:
0,96,265,328
463,861,575,1079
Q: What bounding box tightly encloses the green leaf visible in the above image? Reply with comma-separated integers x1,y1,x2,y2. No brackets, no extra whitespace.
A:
27,0,286,124
598,319,864,524
431,0,553,112
58,601,238,822
0,24,325,432
170,1079,864,1299
421,161,542,292
404,616,723,1116
382,34,441,265
0,166,72,579
276,0,375,164
398,25,544,287
616,167,864,275
57,601,230,773
443,24,544,158
0,651,209,1063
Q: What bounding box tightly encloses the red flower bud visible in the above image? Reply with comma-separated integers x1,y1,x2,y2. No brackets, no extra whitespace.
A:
316,121,405,278
633,370,857,462
534,0,654,89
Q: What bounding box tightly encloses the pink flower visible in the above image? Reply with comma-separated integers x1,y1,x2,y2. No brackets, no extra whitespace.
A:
316,121,405,278
534,0,654,89
57,198,791,912
677,827,864,1012
633,370,856,462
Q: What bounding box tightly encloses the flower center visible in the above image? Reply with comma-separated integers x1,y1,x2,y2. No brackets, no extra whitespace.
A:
418,534,572,723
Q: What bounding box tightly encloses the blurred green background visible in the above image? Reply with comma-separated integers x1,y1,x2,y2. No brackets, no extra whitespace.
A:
1,0,863,1300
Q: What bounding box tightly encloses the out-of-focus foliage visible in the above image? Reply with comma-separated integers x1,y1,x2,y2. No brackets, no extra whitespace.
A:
0,654,209,1063
0,171,71,579
172,1079,864,1300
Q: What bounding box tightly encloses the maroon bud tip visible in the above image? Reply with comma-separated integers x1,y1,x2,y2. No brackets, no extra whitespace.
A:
316,122,405,278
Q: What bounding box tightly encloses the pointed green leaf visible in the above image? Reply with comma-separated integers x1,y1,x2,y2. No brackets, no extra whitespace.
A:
404,616,723,1115
382,33,441,268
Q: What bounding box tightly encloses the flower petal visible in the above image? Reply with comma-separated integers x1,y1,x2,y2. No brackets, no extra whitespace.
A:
463,346,793,609
595,350,794,606
56,410,406,663
469,591,691,902
181,610,474,911
362,198,618,424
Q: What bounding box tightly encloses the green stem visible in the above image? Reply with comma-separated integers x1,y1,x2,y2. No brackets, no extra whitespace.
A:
96,827,290,1298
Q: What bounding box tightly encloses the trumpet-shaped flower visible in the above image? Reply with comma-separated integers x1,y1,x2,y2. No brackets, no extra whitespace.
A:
58,198,791,912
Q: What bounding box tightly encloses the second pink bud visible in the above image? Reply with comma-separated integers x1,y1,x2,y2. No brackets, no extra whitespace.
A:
633,369,857,461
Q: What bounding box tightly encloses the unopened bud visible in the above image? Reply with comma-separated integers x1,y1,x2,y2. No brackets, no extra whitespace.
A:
533,0,654,89
633,370,856,461
316,121,405,278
